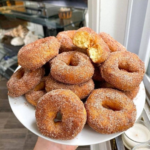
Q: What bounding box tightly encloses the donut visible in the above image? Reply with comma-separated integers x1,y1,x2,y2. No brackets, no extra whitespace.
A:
7,67,44,97
45,74,94,99
18,36,60,70
73,27,110,63
99,32,127,52
98,81,139,100
101,51,145,91
56,30,86,53
36,89,86,140
25,80,46,107
85,88,136,134
124,86,139,100
51,51,94,84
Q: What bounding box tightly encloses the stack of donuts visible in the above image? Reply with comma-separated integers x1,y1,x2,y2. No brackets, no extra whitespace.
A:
7,27,145,140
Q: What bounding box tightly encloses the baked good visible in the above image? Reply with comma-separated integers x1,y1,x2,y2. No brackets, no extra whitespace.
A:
25,80,46,106
73,27,110,63
45,74,94,99
7,67,44,97
85,88,136,134
99,32,127,52
51,51,94,84
101,51,145,91
18,36,60,70
56,30,86,53
36,89,86,140
98,81,139,100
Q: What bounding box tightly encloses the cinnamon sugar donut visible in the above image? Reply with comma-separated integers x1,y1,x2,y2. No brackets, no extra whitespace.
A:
98,81,139,100
56,30,86,53
18,36,60,70
101,51,145,91
7,67,44,97
51,51,94,84
99,32,127,52
45,74,94,99
36,89,86,140
25,80,46,107
85,88,136,134
73,27,110,63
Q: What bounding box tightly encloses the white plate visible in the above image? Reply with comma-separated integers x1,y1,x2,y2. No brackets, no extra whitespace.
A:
8,82,145,146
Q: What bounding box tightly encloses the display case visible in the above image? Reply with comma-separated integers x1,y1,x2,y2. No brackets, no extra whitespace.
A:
0,0,86,78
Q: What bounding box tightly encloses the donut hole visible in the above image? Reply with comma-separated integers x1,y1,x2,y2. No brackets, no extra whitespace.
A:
69,57,79,66
17,69,25,79
118,63,135,73
34,81,45,91
102,101,122,111
54,111,62,123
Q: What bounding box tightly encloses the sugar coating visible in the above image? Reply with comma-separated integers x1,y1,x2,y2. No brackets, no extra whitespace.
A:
51,51,94,84
99,32,127,52
25,80,46,107
56,30,86,53
7,67,45,97
18,36,60,70
101,51,145,91
97,81,140,100
45,74,94,99
85,88,137,134
36,89,87,140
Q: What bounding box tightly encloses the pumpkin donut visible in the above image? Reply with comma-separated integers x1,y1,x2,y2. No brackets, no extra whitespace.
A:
101,51,145,91
73,27,110,63
51,51,94,84
18,36,60,70
99,32,127,52
36,89,87,140
85,88,136,134
45,74,94,99
25,79,46,107
56,30,86,53
7,67,44,97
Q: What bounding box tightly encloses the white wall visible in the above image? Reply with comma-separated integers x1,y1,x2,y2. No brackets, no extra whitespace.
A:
100,0,129,44
127,0,148,54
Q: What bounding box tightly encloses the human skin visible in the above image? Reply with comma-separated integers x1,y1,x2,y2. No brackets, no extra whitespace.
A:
34,137,78,150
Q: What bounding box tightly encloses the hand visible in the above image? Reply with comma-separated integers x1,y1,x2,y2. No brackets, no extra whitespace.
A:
34,137,78,150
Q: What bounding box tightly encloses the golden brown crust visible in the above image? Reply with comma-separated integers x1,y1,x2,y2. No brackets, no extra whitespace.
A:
18,36,60,70
97,81,139,100
7,67,45,97
73,27,110,63
45,74,94,99
56,30,86,53
99,32,127,52
101,51,145,91
36,89,87,140
51,51,94,84
25,80,46,107
124,86,139,100
85,88,136,134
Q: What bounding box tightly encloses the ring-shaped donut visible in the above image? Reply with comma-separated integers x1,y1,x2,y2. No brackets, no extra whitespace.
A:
45,74,94,99
101,51,145,91
36,89,86,140
85,88,136,134
51,51,94,84
7,67,44,97
18,36,60,70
